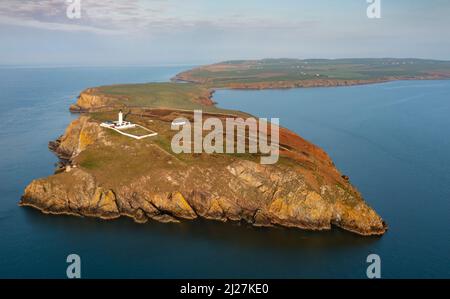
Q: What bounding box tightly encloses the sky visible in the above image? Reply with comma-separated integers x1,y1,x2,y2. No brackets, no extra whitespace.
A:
1,0,449,66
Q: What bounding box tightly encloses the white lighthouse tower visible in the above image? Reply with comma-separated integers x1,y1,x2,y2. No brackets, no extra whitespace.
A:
100,109,137,130
118,110,123,126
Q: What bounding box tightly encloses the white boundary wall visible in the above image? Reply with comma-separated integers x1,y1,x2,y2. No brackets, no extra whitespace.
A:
102,123,158,140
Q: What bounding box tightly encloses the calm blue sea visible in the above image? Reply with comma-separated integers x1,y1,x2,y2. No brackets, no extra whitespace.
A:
0,67,448,278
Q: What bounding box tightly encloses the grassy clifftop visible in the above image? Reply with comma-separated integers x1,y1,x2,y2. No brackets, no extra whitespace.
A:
71,82,232,114
96,83,213,110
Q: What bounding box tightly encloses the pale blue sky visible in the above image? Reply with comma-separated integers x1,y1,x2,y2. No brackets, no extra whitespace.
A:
1,0,449,66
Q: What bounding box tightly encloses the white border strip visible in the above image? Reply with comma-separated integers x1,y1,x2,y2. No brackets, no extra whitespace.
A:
104,124,158,140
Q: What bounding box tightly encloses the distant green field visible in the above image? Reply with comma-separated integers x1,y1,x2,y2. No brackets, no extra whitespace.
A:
177,58,450,86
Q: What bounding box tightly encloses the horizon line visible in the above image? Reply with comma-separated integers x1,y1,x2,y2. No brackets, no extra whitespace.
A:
1,56,450,69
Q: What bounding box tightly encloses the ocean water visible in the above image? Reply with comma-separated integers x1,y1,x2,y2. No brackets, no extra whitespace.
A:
0,67,448,278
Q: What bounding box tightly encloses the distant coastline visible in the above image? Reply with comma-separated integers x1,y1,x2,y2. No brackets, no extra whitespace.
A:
173,58,450,90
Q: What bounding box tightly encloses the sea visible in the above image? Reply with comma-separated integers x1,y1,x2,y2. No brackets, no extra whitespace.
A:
0,66,448,278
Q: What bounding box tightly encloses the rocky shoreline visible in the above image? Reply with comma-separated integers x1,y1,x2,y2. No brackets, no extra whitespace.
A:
20,109,387,236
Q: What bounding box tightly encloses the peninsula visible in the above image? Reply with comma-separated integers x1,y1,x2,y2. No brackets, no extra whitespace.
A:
22,58,450,236
174,58,450,89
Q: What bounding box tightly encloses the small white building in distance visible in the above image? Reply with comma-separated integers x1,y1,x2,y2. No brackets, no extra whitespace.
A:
100,110,136,129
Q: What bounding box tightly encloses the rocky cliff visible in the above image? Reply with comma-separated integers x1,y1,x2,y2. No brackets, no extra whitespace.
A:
20,113,387,236
69,88,126,112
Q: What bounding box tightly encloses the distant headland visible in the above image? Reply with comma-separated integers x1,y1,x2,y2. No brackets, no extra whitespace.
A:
173,58,450,89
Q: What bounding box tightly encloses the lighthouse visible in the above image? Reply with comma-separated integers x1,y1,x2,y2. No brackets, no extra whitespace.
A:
100,109,157,139
118,110,123,126
100,109,137,130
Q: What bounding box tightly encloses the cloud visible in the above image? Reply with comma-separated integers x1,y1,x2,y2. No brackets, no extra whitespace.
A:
0,0,318,35
0,0,166,34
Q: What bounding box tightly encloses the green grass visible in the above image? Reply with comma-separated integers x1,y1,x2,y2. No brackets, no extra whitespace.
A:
119,126,154,137
78,149,110,170
79,158,99,170
96,83,210,110
90,82,242,115
179,58,450,85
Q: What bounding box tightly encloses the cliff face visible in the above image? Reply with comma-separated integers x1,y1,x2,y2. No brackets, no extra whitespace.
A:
20,116,387,236
69,88,125,112
51,116,107,158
